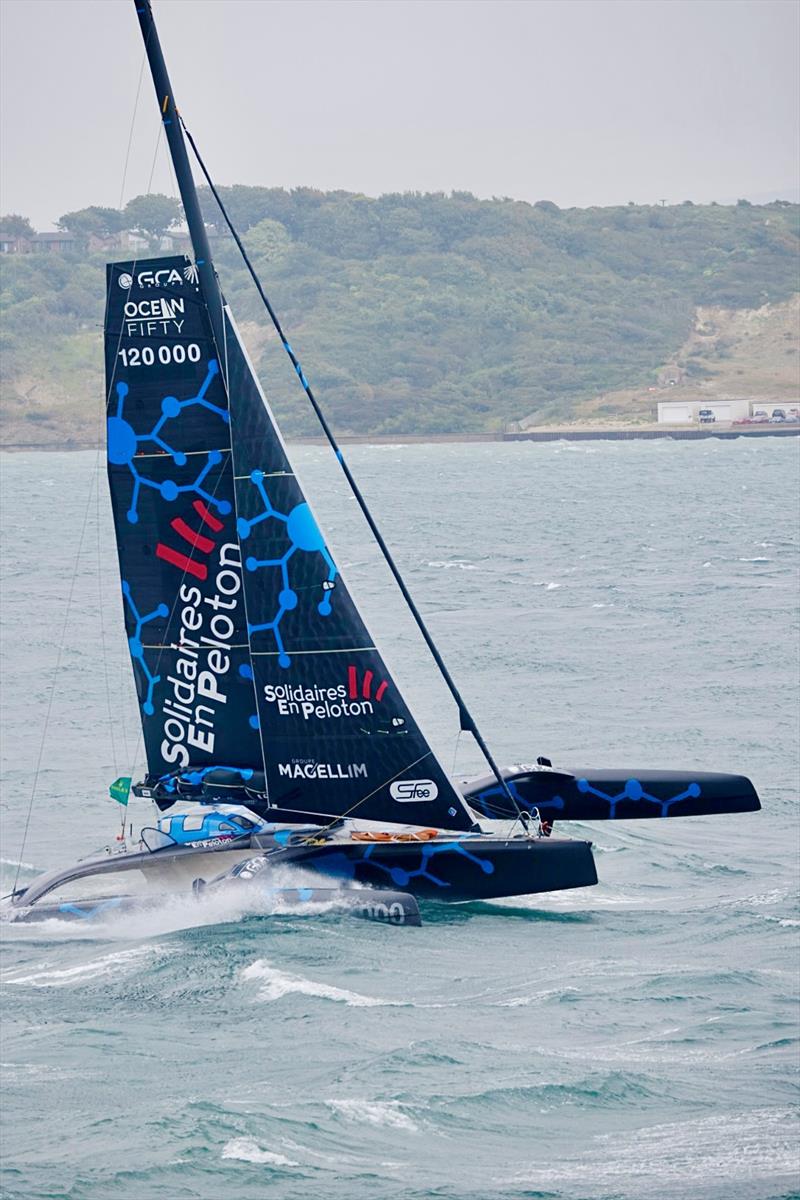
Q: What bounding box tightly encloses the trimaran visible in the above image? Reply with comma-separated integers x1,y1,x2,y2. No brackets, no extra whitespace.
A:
7,0,760,927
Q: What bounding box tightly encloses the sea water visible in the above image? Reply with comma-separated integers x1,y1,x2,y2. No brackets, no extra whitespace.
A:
0,439,798,1200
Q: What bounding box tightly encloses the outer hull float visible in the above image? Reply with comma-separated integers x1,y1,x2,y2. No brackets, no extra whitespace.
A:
462,767,761,822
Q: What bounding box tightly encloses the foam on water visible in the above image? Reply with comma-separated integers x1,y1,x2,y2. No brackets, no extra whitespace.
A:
221,1138,299,1167
506,1108,799,1198
2,943,161,988
241,959,403,1007
327,1098,420,1131
1,441,797,1200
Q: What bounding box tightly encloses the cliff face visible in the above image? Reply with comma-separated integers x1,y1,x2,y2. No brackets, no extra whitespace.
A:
563,296,800,426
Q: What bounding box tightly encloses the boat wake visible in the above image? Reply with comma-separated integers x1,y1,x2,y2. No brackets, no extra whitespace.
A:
0,863,384,942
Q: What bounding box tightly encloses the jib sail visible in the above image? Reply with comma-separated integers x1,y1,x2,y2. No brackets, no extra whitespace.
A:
105,254,473,831
225,310,473,830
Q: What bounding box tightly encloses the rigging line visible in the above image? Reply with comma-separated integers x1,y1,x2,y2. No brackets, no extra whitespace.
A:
94,29,154,786
12,468,99,896
158,96,181,207
179,116,523,819
14,100,166,883
105,117,176,796
104,116,166,414
451,727,463,778
96,452,121,777
118,45,148,211
81,26,159,820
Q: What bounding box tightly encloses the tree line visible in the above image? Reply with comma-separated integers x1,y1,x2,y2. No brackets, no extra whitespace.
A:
1,191,797,440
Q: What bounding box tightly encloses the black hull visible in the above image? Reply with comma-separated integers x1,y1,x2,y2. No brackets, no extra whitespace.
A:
462,767,761,822
253,834,598,901
8,886,422,927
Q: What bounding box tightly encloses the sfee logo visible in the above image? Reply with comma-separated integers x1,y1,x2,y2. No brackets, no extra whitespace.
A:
390,779,439,803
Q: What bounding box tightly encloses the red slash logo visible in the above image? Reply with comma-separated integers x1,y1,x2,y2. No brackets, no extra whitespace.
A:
348,665,389,702
156,499,224,580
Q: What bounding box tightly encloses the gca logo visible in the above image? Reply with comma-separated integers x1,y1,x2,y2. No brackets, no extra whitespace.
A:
390,779,438,803
136,267,184,289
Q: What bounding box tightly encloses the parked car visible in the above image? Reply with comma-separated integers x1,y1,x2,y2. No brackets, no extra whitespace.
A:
751,410,769,423
787,408,800,422
733,417,753,426
769,409,787,423
698,408,716,423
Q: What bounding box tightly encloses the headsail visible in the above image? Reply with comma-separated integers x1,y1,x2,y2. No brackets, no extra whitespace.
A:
105,255,474,830
225,312,474,829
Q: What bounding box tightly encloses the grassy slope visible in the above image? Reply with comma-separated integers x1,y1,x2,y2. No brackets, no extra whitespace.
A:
569,295,800,425
0,194,797,447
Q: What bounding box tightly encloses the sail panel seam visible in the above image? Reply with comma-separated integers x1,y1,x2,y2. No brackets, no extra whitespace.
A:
250,646,376,657
130,447,231,460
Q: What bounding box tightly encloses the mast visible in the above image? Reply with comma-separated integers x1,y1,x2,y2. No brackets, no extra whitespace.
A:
131,0,522,821
133,0,226,361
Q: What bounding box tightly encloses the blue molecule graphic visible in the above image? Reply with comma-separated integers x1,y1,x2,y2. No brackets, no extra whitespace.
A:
121,581,168,715
238,470,337,667
575,777,702,818
311,840,494,890
108,362,232,523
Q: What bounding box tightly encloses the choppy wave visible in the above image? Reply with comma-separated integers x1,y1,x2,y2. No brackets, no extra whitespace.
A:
327,1098,419,1131
2,943,161,988
221,1138,299,1167
426,559,477,570
241,959,403,1007
505,1107,799,1197
1,441,797,1200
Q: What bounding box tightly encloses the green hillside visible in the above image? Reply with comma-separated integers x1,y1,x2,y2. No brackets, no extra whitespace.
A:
1,192,798,445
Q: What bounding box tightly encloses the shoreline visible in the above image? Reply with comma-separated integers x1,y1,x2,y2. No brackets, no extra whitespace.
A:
2,423,799,452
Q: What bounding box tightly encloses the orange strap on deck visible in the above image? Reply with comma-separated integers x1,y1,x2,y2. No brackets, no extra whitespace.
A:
351,828,439,843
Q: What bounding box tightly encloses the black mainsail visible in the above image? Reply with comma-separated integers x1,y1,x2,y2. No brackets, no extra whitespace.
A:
105,257,261,779
105,259,474,830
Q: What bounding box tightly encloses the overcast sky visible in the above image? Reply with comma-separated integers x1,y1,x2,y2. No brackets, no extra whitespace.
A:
1,0,798,230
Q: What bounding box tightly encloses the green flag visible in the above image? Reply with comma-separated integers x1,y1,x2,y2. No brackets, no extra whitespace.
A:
109,776,132,806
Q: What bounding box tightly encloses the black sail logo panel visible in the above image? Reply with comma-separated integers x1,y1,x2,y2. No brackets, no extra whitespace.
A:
105,253,471,829
225,312,473,830
104,256,261,782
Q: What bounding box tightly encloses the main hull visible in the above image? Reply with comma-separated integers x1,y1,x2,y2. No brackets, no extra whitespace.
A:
251,832,598,901
6,827,597,919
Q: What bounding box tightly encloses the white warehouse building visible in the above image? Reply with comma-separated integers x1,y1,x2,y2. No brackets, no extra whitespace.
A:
657,399,750,424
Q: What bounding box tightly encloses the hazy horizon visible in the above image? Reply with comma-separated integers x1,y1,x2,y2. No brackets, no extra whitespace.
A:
1,0,798,231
